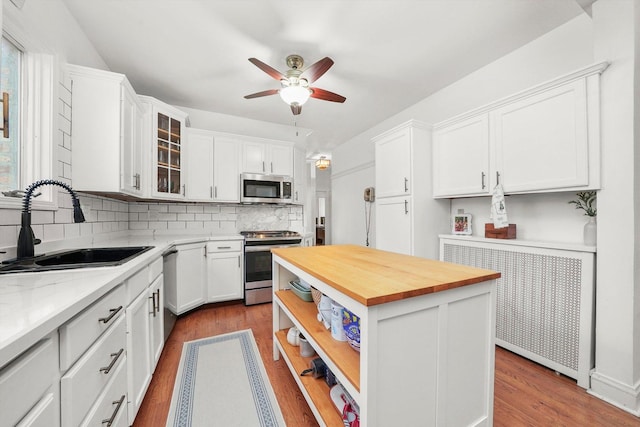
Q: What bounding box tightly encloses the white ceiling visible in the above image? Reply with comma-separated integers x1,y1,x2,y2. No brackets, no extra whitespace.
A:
61,0,586,154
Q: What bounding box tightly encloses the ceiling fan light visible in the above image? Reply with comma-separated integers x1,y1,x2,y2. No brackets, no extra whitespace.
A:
279,85,311,106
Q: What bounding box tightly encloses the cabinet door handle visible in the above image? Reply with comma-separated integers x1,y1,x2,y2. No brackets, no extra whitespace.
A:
404,199,408,214
295,191,298,201
101,394,126,426
496,171,501,185
481,172,486,190
404,177,409,192
155,289,160,314
99,348,124,374
271,162,273,173
149,291,157,316
262,161,265,172
98,306,123,324
238,255,241,268
182,184,186,196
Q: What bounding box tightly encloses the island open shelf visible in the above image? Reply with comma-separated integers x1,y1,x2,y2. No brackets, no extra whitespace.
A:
274,290,360,390
272,244,500,427
273,330,345,427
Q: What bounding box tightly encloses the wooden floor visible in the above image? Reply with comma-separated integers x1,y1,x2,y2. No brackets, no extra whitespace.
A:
134,302,640,427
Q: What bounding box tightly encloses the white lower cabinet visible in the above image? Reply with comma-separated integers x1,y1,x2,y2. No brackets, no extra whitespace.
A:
206,241,243,303
0,334,60,427
126,288,152,423
165,242,207,314
126,259,164,424
79,347,128,427
149,275,165,366
61,315,126,427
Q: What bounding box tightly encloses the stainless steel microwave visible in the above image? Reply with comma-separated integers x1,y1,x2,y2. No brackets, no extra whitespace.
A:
240,173,293,204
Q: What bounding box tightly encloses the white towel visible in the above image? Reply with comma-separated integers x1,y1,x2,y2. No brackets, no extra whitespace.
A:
490,184,509,228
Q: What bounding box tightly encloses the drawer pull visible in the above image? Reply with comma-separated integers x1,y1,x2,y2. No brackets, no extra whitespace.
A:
102,394,126,426
99,348,124,374
217,246,231,250
98,306,123,324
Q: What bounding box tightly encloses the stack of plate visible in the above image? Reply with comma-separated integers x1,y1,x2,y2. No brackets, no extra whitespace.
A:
289,278,313,301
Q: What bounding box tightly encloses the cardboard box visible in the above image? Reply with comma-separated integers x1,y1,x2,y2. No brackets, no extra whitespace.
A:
485,223,516,239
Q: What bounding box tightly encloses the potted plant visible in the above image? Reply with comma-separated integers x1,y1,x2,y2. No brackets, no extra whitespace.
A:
569,191,597,245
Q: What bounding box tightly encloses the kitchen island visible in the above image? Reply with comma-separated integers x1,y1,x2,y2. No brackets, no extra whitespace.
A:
272,244,500,427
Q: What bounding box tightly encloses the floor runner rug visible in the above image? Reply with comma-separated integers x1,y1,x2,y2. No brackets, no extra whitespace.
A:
166,329,286,427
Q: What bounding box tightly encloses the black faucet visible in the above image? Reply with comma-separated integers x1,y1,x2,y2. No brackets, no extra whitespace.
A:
16,179,86,259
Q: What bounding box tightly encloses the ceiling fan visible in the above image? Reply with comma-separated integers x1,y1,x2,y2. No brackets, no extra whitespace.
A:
244,54,346,115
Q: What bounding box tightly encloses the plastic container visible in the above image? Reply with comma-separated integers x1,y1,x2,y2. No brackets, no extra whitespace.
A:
331,301,347,341
299,333,316,357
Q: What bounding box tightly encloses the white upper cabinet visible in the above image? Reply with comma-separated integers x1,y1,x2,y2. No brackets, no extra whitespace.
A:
433,115,490,197
432,62,608,198
374,126,412,198
184,128,214,201
492,79,589,193
139,96,188,200
68,64,144,197
213,135,241,202
241,139,293,176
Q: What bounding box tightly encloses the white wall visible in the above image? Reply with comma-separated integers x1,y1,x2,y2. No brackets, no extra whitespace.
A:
331,13,595,246
588,0,640,413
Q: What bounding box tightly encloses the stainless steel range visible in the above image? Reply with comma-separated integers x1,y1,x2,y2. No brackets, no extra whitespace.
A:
241,230,302,305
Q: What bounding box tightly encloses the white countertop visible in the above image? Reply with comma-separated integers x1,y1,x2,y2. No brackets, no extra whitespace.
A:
0,232,243,367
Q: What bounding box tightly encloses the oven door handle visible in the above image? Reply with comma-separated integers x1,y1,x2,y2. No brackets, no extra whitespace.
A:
244,244,300,253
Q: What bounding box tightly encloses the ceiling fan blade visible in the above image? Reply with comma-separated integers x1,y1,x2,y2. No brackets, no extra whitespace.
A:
290,104,302,115
302,57,334,84
248,58,286,81
244,89,279,99
310,87,346,103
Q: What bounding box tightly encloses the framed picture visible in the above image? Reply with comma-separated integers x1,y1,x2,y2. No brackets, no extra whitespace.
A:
452,213,472,235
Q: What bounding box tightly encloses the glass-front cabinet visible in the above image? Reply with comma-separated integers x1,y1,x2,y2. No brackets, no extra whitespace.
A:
156,113,182,195
140,96,188,199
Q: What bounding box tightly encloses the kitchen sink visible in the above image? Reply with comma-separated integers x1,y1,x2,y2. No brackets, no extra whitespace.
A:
0,246,154,274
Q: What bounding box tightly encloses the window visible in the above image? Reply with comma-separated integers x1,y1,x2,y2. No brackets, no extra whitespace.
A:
0,35,22,193
0,18,57,209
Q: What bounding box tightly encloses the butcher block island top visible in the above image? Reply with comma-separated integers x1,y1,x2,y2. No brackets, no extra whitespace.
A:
271,244,500,306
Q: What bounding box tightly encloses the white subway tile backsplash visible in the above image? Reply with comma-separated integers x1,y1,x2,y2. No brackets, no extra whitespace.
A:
130,222,149,230
43,223,65,241
0,209,21,226
63,223,81,238
176,213,194,221
54,208,73,224
31,211,54,225
149,221,168,230
159,213,178,221
167,221,186,230
168,205,187,213
187,205,204,214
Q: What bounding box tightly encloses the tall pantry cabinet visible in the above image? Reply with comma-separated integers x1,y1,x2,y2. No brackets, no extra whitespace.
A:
373,120,449,259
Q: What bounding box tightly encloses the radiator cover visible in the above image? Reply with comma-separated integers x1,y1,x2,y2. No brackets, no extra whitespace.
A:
440,237,595,388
